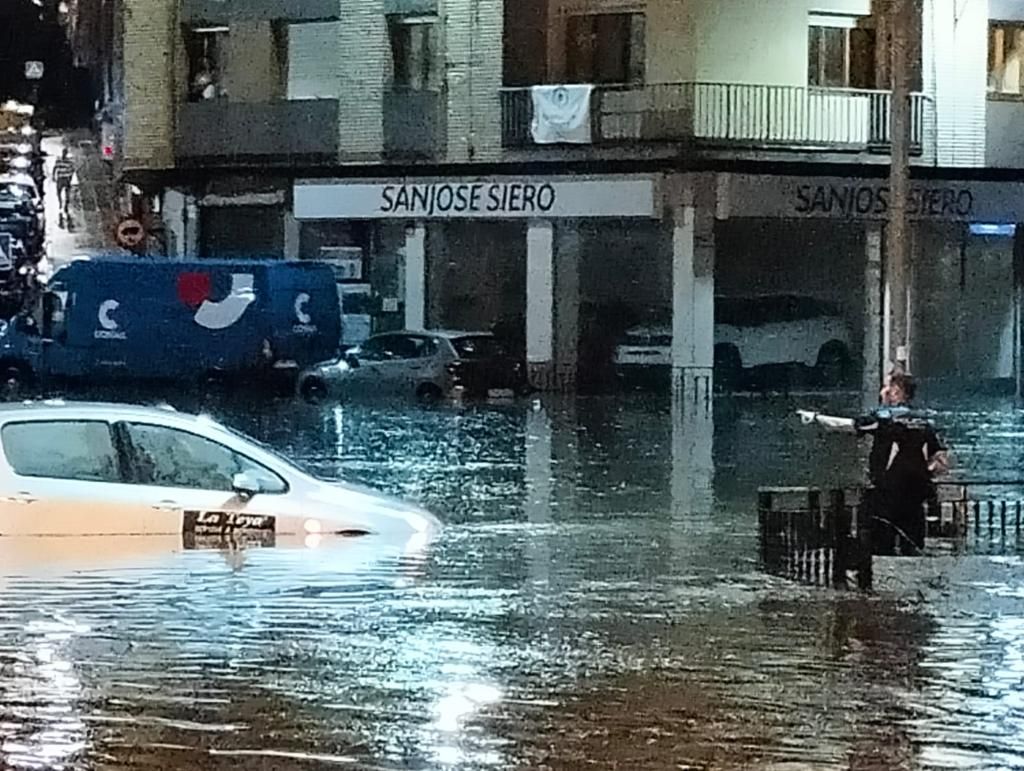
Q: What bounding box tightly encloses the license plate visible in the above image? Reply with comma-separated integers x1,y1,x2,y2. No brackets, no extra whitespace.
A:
182,510,276,550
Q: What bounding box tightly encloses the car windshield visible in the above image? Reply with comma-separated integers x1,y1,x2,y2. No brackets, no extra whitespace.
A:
451,335,506,359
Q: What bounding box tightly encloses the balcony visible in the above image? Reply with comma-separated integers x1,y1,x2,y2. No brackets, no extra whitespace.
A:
383,88,447,159
176,99,339,163
182,0,340,23
501,82,928,155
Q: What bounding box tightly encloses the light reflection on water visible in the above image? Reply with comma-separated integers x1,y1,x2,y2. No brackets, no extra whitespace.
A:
1,392,1024,768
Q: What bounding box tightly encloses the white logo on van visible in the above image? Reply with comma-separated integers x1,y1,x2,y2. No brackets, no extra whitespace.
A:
293,292,317,335
193,274,256,331
94,299,127,340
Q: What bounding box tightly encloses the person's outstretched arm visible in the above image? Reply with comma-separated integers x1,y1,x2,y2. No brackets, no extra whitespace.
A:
796,409,857,433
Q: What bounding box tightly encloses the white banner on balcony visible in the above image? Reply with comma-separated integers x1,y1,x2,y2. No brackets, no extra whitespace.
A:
294,178,656,219
530,85,593,145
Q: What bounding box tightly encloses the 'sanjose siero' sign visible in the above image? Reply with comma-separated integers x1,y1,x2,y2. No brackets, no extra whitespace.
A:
794,183,974,218
294,179,656,219
380,182,558,216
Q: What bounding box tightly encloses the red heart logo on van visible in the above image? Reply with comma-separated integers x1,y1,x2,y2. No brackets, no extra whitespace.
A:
177,272,211,309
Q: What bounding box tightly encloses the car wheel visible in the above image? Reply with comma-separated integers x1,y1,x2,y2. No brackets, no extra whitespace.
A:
816,341,852,387
300,377,328,404
416,383,444,404
714,344,742,392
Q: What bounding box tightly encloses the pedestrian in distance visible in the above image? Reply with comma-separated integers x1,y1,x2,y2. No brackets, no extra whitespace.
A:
52,147,76,229
797,370,950,555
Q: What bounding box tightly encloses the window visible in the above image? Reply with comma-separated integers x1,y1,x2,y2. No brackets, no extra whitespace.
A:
566,12,645,84
388,16,440,90
451,335,507,360
359,335,437,361
184,26,229,101
124,423,286,493
989,21,1024,97
2,421,121,483
807,16,875,89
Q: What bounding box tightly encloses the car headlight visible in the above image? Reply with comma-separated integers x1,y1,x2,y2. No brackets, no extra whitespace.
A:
303,518,322,535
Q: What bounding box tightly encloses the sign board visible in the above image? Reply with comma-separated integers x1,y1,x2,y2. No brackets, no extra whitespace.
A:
295,178,657,220
719,174,1024,223
115,218,146,249
24,61,44,81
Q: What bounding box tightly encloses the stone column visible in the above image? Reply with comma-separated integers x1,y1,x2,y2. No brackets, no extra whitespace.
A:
863,222,884,408
526,220,554,389
283,212,301,260
554,222,581,391
670,200,715,417
403,223,427,331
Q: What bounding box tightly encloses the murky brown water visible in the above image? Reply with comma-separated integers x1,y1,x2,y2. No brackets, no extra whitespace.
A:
2,392,1024,769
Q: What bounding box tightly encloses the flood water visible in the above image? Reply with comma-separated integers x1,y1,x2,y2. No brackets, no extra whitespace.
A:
2,390,1024,769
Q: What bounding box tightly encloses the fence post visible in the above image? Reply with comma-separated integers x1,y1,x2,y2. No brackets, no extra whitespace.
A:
758,489,773,570
829,488,847,589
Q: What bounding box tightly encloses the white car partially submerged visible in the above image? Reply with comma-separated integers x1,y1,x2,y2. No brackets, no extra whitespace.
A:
0,402,439,552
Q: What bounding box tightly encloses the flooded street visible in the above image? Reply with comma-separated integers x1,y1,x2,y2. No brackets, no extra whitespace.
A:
2,392,1024,769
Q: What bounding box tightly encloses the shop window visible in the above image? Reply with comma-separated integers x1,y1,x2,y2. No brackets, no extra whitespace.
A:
566,12,645,84
184,25,229,101
388,15,440,91
807,16,875,89
989,21,1024,97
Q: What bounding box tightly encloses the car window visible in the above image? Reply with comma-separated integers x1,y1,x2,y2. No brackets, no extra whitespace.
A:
361,335,436,360
451,335,506,359
2,420,121,483
123,423,287,494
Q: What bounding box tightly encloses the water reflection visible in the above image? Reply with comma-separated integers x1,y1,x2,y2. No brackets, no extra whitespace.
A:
0,393,1023,768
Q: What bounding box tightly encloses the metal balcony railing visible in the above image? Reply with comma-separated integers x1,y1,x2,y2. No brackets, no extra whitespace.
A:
500,82,929,153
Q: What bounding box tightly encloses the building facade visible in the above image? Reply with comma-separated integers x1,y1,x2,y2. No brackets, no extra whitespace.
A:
81,0,1024,396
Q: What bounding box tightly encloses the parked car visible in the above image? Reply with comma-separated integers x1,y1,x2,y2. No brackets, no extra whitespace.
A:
614,295,855,388
0,258,342,391
297,330,530,403
0,401,440,550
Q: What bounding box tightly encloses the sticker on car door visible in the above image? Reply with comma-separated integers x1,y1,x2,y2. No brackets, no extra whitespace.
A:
182,510,276,550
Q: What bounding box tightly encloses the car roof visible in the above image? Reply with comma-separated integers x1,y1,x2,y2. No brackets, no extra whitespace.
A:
0,400,203,425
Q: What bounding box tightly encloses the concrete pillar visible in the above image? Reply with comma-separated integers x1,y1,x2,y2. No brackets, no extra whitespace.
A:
283,212,301,260
670,392,714,543
671,203,714,416
526,221,554,389
554,223,580,390
863,223,884,408
524,404,553,588
403,223,426,331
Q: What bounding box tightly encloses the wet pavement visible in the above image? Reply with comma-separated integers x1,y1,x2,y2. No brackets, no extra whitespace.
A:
2,391,1024,769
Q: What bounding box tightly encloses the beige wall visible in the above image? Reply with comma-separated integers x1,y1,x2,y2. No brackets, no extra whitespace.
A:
541,0,873,87
445,0,504,161
123,0,175,169
339,0,386,157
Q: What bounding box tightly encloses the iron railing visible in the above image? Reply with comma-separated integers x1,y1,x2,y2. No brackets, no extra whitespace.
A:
501,82,929,153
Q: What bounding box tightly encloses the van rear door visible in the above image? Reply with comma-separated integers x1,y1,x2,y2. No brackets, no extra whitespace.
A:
266,263,341,368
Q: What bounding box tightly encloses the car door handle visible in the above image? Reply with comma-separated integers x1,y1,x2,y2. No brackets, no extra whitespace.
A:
155,500,180,511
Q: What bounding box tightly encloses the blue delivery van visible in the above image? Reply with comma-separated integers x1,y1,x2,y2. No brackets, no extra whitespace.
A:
0,258,341,387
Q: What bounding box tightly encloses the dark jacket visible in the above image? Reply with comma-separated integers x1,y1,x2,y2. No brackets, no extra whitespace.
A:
854,405,945,497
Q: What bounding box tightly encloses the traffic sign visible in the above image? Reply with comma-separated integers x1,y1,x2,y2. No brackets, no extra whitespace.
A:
115,218,146,249
24,61,44,81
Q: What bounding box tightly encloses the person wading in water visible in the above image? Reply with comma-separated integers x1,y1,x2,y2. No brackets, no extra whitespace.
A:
798,371,950,555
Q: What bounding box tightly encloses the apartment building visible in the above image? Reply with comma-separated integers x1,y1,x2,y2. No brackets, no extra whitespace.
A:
90,0,1024,393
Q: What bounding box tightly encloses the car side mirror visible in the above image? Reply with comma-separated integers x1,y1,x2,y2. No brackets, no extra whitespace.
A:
232,471,262,500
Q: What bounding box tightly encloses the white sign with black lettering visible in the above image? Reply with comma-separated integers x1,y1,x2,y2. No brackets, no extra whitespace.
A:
294,178,657,220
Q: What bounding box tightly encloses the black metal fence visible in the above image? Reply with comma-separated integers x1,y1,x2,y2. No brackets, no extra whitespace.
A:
758,487,872,591
759,482,1024,591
